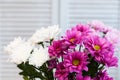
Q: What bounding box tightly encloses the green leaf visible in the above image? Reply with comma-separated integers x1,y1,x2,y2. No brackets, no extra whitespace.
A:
83,57,99,78
23,76,29,80
17,62,46,79
39,62,54,80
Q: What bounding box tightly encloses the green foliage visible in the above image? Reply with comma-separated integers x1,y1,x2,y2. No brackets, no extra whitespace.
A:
83,55,99,78
17,62,54,80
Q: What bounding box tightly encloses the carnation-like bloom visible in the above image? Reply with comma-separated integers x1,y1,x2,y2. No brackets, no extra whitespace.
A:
48,40,64,57
64,52,88,73
29,47,49,67
4,37,33,64
76,73,91,80
55,62,68,80
29,25,60,44
84,36,114,61
94,70,113,80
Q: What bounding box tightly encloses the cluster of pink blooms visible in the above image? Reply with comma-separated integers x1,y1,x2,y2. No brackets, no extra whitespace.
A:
48,21,119,80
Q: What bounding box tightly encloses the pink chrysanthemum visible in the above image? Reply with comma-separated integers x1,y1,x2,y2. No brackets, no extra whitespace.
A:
64,52,89,73
71,24,94,44
88,20,109,33
55,62,68,80
76,74,91,80
94,70,113,80
83,36,118,67
101,52,118,67
48,58,57,69
84,36,114,61
73,24,92,37
105,28,120,46
63,29,81,46
48,40,64,57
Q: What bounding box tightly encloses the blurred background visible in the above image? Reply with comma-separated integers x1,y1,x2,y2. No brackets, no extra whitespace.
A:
0,0,120,80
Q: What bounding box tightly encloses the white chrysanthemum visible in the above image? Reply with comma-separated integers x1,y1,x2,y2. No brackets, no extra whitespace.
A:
29,25,60,44
4,37,33,64
29,27,49,44
29,47,49,67
48,25,60,39
4,37,25,54
9,42,33,64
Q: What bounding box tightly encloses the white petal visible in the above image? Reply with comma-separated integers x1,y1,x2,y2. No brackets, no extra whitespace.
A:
29,47,49,67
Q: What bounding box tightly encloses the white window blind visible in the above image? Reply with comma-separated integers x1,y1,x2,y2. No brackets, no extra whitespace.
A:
0,0,120,80
0,0,58,80
60,0,120,80
60,0,120,32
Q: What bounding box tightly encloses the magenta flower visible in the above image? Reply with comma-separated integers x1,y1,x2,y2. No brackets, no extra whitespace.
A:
76,74,91,80
71,24,94,44
84,36,114,61
48,58,57,69
48,40,64,57
94,70,113,80
83,76,91,80
73,24,92,37
64,29,81,46
64,52,89,73
55,62,68,80
83,35,118,67
101,52,118,67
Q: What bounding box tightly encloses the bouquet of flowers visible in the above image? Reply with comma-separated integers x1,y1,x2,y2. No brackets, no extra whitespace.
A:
4,20,120,80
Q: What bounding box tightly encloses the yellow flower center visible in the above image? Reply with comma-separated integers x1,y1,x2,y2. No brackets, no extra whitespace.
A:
94,45,100,51
70,38,75,43
72,59,80,66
